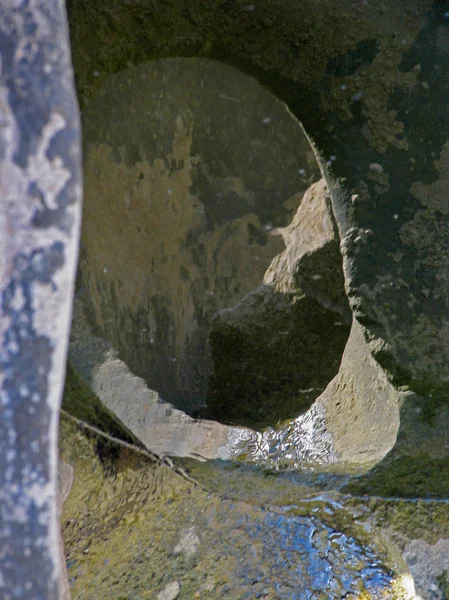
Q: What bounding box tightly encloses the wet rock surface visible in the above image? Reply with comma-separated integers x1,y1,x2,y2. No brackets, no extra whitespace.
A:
59,384,419,599
64,321,449,598
60,371,449,598
60,2,449,599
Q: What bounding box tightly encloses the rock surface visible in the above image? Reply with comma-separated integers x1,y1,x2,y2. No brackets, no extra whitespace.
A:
265,178,350,318
206,179,351,427
218,320,402,470
0,1,82,598
70,0,449,405
5,0,449,596
64,303,449,598
80,57,319,415
316,318,402,465
157,582,181,600
69,297,234,460
59,389,420,600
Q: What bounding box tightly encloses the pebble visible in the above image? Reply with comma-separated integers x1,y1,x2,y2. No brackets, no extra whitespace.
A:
174,527,200,558
369,163,384,173
157,581,180,600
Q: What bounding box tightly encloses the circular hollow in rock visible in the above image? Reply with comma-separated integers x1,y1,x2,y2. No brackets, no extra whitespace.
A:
80,57,349,425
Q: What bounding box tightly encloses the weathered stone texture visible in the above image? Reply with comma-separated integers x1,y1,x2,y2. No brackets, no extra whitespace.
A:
0,1,82,598
316,319,401,465
80,57,319,414
70,0,449,399
265,178,350,318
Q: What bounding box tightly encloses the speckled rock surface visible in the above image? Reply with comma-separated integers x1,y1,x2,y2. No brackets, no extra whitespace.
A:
0,1,82,597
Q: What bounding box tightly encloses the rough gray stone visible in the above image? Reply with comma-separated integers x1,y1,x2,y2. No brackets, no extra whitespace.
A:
157,581,181,600
173,527,200,558
403,538,449,600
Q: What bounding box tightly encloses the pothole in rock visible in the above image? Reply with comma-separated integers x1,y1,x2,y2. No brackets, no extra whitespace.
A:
78,56,350,431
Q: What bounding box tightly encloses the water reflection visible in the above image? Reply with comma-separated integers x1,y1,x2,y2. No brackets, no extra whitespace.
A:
60,403,413,600
212,509,394,599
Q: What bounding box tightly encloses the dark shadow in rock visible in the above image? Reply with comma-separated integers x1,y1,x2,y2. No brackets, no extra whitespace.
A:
342,393,449,499
326,38,380,77
79,58,353,429
204,179,351,429
79,57,320,417
205,290,350,429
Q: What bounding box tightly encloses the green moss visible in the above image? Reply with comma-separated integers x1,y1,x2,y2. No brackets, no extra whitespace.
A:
365,500,449,546
59,381,437,599
438,571,449,600
343,453,449,499
61,362,144,474
60,380,201,598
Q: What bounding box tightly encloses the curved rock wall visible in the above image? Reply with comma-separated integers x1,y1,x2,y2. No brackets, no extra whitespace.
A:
70,0,449,399
4,1,449,597
80,57,320,414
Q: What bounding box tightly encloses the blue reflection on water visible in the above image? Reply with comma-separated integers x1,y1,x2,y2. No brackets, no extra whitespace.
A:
236,510,393,599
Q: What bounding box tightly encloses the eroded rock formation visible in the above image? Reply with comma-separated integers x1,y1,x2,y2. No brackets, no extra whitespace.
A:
79,57,320,415
69,0,449,399
4,0,449,597
206,179,351,427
